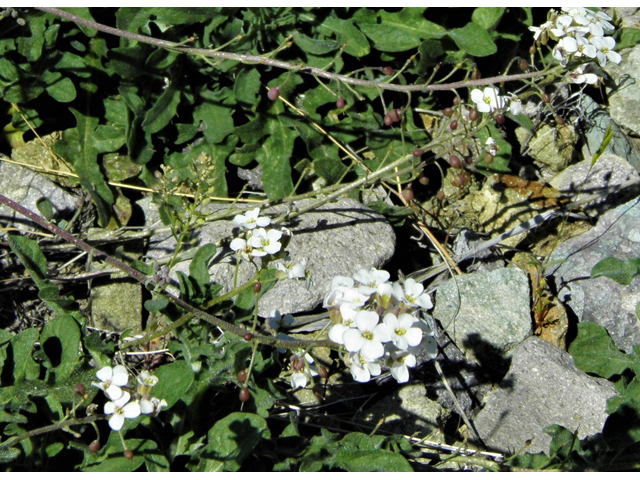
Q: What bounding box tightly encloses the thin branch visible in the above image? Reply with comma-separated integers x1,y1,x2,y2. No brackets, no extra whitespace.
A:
37,7,553,93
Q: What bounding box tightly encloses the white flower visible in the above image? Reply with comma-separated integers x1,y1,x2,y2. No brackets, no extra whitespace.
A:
104,391,141,431
352,268,391,296
342,310,391,360
232,208,270,230
328,303,358,345
567,65,598,84
288,353,318,389
229,236,264,259
382,313,423,350
470,87,505,113
506,94,523,116
591,36,622,66
348,352,381,383
140,396,168,415
276,255,307,279
267,309,295,331
550,15,574,38
529,20,553,41
392,278,433,309
249,227,282,255
93,365,129,401
388,351,417,383
137,371,158,388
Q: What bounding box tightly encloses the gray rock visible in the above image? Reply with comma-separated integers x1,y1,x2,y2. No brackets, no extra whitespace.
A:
146,197,396,316
0,160,77,228
474,337,618,454
608,8,640,29
433,268,532,366
579,94,640,174
605,45,640,138
546,196,640,353
358,383,449,440
549,153,640,214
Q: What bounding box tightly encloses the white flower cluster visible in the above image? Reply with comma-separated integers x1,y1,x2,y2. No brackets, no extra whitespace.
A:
470,87,523,116
324,268,438,383
93,366,167,431
230,208,283,259
530,8,621,84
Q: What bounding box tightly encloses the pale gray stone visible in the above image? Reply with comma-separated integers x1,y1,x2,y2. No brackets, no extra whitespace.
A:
0,161,77,228
474,337,618,454
605,45,640,138
546,196,640,353
433,268,532,365
146,197,396,317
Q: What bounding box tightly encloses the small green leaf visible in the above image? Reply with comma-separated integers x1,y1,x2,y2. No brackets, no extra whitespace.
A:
569,322,640,378
603,401,640,452
321,17,370,57
11,328,41,383
190,244,217,287
45,75,77,103
255,116,297,201
36,197,55,221
233,68,261,107
40,314,82,380
152,360,194,409
144,296,170,313
142,82,181,134
448,22,497,57
202,412,271,471
472,7,505,31
616,27,640,50
8,235,47,281
591,124,614,168
293,31,339,55
591,256,640,286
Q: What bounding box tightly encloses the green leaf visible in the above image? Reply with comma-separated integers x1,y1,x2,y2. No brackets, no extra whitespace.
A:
591,256,640,286
190,244,217,287
152,360,194,409
11,328,41,383
142,82,181,134
591,124,614,168
472,7,505,31
293,31,340,55
603,401,640,452
475,122,511,174
255,115,297,201
569,322,640,378
448,22,497,57
234,68,261,107
52,109,124,227
8,235,47,281
320,17,370,57
144,296,170,313
84,331,114,369
45,75,77,103
40,314,82,381
200,412,270,471
617,28,640,50
82,437,152,472
195,87,235,144
36,198,55,221
545,424,579,459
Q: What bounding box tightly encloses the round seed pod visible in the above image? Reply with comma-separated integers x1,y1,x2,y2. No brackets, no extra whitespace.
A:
382,66,394,75
237,370,248,383
317,366,328,378
555,115,565,126
496,113,505,125
449,155,462,168
401,187,414,202
74,384,86,396
89,441,100,453
336,97,345,109
449,120,458,130
437,191,446,201
483,152,494,165
413,148,424,157
519,59,529,71
443,107,454,117
453,96,460,105
244,333,253,341
124,450,134,460
468,108,479,121
387,108,402,123
419,176,430,186
543,93,551,103
472,69,482,80
267,87,280,101
239,387,250,403
529,45,536,55
253,282,261,294
384,114,394,126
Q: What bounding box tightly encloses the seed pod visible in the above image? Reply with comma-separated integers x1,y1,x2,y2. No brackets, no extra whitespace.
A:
449,120,458,130
244,333,253,341
336,97,345,109
317,366,328,378
453,96,460,105
419,176,430,186
388,108,402,123
436,191,446,201
74,384,86,396
401,187,414,202
89,441,100,453
124,450,134,460
413,148,424,157
443,107,454,117
496,113,505,125
267,87,280,101
449,155,461,168
472,69,481,80
384,114,394,126
468,108,479,121
382,66,394,75
543,93,551,103
529,45,537,55
555,115,565,125
239,387,250,403
483,152,494,165
453,173,467,187
237,369,248,383
519,59,529,71
465,156,474,165
253,282,261,294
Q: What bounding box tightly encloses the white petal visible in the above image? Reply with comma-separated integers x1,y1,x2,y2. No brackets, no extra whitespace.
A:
124,401,141,419
108,414,125,431
111,365,129,386
355,310,379,331
360,340,384,360
96,366,113,382
105,385,124,401
405,328,423,347
329,324,348,344
343,329,364,352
